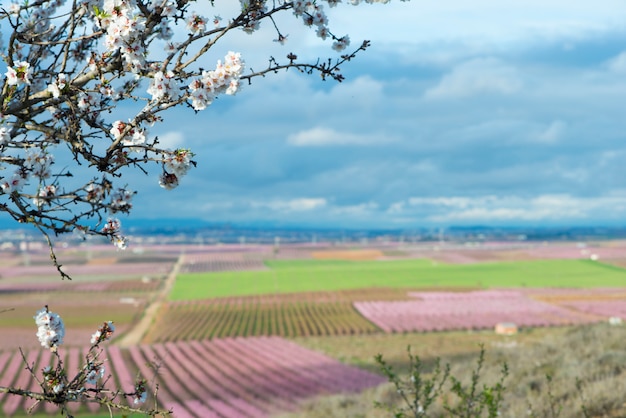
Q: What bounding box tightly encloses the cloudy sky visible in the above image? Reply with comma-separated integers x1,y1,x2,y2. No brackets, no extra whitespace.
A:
130,0,626,228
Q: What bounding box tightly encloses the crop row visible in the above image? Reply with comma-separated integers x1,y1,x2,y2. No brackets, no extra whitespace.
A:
1,262,172,281
561,299,626,319
178,247,322,274
0,278,163,295
0,337,384,417
144,298,380,342
354,290,604,333
179,255,267,273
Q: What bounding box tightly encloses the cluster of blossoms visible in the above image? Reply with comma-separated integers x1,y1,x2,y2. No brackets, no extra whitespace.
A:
0,147,53,194
76,89,104,123
34,307,66,351
186,51,244,111
32,309,124,406
33,185,57,207
85,182,107,203
239,0,267,33
159,149,194,189
85,362,106,385
146,70,179,103
110,120,147,150
95,0,149,73
101,218,127,249
290,0,348,50
24,150,54,179
109,188,134,213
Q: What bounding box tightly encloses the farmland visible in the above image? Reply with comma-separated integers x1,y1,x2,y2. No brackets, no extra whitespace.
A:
171,258,626,300
2,239,626,416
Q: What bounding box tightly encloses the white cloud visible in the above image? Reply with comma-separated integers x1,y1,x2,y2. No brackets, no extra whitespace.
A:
251,198,328,212
607,51,626,73
326,0,626,47
535,120,566,144
408,196,496,208
398,194,626,222
287,127,394,146
330,202,379,216
157,131,185,149
424,58,522,99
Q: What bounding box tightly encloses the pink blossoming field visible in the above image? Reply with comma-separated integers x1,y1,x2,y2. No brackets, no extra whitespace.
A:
2,240,626,416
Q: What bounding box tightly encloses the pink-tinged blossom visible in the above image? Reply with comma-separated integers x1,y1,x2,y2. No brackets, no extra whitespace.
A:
226,79,240,95
98,0,147,73
316,26,329,40
109,188,134,213
123,128,146,150
186,12,207,34
77,91,100,110
164,42,180,53
91,321,115,344
163,149,193,177
73,225,88,239
86,53,99,72
187,51,244,110
5,61,31,85
147,70,178,102
33,185,57,207
110,120,127,140
1,173,26,193
101,217,121,234
99,83,115,97
24,150,54,179
111,121,147,151
101,218,128,249
85,183,104,203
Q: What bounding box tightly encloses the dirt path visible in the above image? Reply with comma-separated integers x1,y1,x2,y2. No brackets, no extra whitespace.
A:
116,254,183,347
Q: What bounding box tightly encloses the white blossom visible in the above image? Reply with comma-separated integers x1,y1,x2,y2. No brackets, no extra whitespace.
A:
4,61,31,85
0,127,9,145
34,307,65,351
47,73,67,98
332,35,350,51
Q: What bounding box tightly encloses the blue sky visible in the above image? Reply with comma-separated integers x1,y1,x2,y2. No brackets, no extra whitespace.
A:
126,0,626,228
13,0,626,230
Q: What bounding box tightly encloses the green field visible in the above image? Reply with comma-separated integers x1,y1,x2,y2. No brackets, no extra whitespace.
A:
170,258,626,300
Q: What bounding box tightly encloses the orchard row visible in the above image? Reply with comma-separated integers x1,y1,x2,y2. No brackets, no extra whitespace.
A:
0,337,384,417
144,288,626,342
